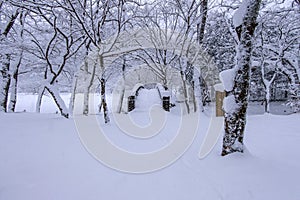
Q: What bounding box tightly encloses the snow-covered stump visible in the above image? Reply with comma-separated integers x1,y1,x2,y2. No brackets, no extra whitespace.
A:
127,95,135,112
157,83,171,112
162,96,170,112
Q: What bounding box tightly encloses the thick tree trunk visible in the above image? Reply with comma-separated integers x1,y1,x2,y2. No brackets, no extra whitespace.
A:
222,0,261,156
0,54,11,112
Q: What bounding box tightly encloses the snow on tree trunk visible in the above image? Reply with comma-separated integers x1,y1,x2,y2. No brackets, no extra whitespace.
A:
83,60,95,115
100,78,110,123
180,70,190,114
117,60,126,114
0,54,11,112
117,85,125,114
36,87,45,113
45,84,69,118
69,75,78,115
262,73,276,113
197,0,208,44
222,0,261,156
8,56,22,112
199,75,209,108
191,80,197,112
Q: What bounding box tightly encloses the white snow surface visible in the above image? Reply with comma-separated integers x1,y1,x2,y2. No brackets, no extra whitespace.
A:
219,68,236,92
0,94,300,200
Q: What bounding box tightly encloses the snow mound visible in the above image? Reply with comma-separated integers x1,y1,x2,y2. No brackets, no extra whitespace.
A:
223,95,239,113
219,68,236,92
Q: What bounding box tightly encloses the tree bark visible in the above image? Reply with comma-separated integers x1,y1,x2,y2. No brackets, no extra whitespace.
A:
36,87,45,113
117,59,126,113
0,54,11,112
69,75,78,115
100,78,110,123
8,56,22,112
197,0,208,45
45,85,69,118
222,0,262,156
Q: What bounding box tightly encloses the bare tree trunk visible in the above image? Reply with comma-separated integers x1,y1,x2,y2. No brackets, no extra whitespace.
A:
180,70,190,114
222,0,261,156
69,75,78,115
117,59,126,113
45,85,69,118
191,81,197,112
262,73,276,113
8,56,22,112
0,54,11,112
100,78,110,123
36,87,45,113
0,8,19,112
83,61,90,115
199,75,209,107
197,0,208,44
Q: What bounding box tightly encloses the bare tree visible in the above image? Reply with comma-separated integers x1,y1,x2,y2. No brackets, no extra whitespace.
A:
0,2,20,112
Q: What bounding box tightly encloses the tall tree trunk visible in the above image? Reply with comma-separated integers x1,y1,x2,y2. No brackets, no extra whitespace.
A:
222,0,261,156
199,75,209,107
191,81,197,112
262,73,276,113
196,0,208,111
8,55,22,112
36,87,45,113
197,0,208,44
0,54,11,112
180,70,190,114
117,59,126,113
100,78,110,123
69,75,78,115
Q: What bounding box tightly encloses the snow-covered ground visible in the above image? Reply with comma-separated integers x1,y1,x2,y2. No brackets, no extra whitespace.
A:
0,93,299,200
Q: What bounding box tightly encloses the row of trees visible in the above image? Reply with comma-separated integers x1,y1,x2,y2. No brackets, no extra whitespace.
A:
0,0,299,155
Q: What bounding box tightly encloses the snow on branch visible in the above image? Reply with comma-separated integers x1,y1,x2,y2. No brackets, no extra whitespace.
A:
232,0,250,28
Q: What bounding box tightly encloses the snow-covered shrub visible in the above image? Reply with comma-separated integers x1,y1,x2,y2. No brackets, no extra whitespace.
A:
286,85,300,113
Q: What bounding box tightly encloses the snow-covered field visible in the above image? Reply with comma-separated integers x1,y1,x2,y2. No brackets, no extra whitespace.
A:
0,93,299,200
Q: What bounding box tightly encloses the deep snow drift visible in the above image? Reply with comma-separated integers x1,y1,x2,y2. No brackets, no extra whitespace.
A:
0,93,299,200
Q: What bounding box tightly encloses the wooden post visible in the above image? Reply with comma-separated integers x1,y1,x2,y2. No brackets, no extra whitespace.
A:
216,91,225,117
